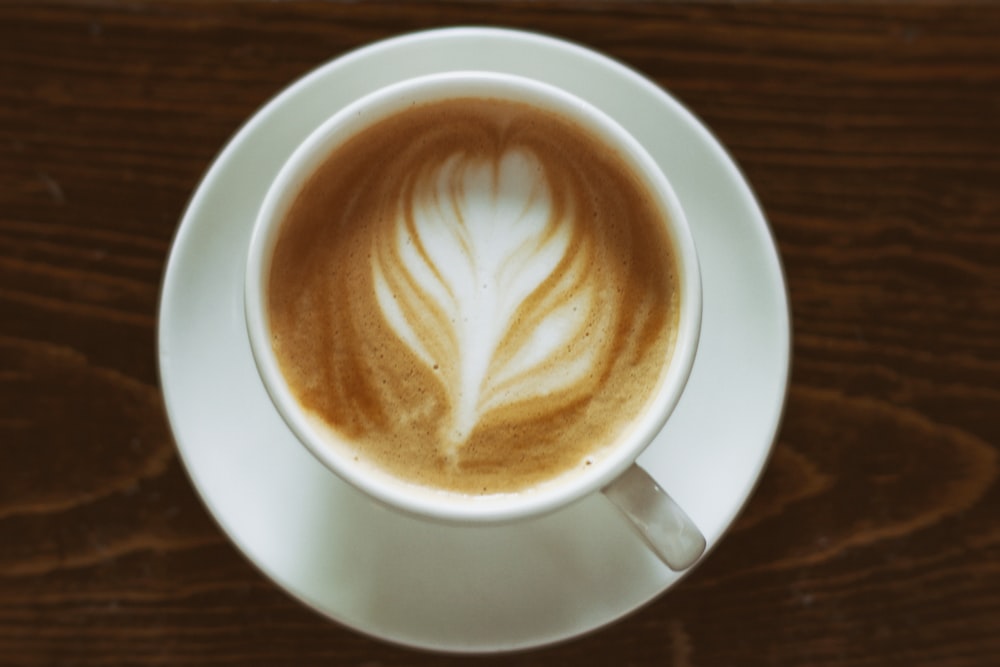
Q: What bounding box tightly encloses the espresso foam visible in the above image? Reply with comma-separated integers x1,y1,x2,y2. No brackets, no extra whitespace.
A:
268,98,679,495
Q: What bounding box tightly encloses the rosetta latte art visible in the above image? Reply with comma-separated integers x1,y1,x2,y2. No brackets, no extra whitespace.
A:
372,149,613,459
268,98,679,494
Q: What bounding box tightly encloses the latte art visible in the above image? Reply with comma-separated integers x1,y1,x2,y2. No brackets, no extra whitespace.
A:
372,149,610,457
268,98,679,494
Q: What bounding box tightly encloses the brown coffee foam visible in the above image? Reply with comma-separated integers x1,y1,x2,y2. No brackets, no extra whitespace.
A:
268,97,679,494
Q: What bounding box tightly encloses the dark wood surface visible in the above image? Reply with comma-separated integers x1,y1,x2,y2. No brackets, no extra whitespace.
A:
2,2,998,665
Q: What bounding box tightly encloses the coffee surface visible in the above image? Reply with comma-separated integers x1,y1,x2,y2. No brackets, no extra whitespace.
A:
268,97,679,494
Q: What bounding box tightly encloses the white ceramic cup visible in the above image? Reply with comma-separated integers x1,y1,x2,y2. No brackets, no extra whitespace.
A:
245,71,706,571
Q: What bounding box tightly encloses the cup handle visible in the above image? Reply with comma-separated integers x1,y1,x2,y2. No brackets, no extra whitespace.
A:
602,463,706,571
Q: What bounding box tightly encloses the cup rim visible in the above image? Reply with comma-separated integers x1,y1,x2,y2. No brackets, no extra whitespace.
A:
244,70,702,524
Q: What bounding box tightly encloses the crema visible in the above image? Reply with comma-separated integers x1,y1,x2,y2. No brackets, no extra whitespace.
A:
267,97,680,495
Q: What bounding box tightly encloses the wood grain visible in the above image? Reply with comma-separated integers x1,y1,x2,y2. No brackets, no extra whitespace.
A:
1,2,998,665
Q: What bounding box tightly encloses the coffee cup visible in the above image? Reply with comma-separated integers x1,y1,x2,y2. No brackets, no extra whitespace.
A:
245,71,706,570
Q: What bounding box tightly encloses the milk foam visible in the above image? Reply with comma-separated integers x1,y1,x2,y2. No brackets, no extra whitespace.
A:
372,149,599,456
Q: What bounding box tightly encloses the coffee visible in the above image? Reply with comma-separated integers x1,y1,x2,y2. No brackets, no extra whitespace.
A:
267,97,680,495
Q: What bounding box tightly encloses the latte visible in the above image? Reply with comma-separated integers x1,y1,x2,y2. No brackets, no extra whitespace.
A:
267,97,680,495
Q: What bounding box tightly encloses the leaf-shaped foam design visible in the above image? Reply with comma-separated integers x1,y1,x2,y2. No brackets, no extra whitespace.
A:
373,149,600,457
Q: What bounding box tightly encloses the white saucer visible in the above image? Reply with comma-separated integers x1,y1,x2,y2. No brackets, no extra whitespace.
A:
158,27,790,653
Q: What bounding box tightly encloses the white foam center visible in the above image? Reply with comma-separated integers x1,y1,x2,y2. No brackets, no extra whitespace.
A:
372,149,597,456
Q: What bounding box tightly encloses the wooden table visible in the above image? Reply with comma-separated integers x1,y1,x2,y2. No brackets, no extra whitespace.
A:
2,2,997,665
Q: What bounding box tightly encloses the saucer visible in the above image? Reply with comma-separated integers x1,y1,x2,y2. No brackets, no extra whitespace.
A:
158,27,790,653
